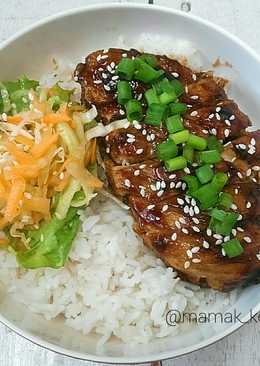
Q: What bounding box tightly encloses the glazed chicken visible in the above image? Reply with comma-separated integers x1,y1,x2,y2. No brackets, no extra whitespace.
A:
75,48,260,291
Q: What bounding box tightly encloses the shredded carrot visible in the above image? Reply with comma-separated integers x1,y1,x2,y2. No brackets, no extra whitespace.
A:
43,112,71,125
0,217,8,229
91,139,97,165
4,176,26,222
33,96,46,113
4,141,34,165
85,139,97,167
31,134,58,158
24,197,50,215
15,135,34,147
7,115,22,124
55,175,70,192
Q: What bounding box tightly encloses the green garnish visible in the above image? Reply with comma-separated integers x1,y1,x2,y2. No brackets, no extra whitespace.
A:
145,88,160,106
169,129,190,144
169,102,188,115
222,239,244,258
117,80,132,105
165,156,187,171
145,103,166,126
166,115,184,133
187,134,208,151
126,99,143,121
199,149,221,164
116,58,136,80
157,140,178,161
196,164,214,184
183,145,194,163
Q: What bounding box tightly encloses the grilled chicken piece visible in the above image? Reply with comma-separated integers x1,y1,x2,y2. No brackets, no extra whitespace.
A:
76,48,259,291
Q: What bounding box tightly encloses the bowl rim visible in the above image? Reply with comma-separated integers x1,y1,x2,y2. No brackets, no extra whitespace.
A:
0,2,260,363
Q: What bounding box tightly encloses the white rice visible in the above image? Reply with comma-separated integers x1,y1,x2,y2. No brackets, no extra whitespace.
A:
0,196,236,346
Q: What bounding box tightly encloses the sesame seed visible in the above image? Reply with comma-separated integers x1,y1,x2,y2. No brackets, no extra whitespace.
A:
124,179,131,188
192,226,200,233
256,254,260,261
190,95,199,100
203,240,210,249
147,204,155,210
191,246,200,254
184,261,190,269
238,214,243,221
192,73,197,81
229,115,235,121
102,72,108,79
122,53,127,57
187,249,193,258
119,109,125,116
172,72,179,78
208,113,215,119
202,129,209,134
156,181,161,190
94,80,102,84
134,170,140,176
225,120,231,126
232,229,237,236
216,106,221,112
136,148,143,155
177,198,184,205
213,233,223,239
243,236,252,243
169,174,176,179
157,190,164,197
251,138,256,146
248,147,256,155
224,236,230,242
161,181,166,189
184,205,189,214
150,133,155,141
176,181,182,189
185,196,190,204
140,188,146,197
191,198,196,207
194,206,200,215
182,228,189,234
179,217,186,224
234,188,239,194
215,239,223,245
192,217,200,224
171,232,177,241
104,84,111,91
175,220,181,229
162,204,169,212
192,258,201,263
215,113,221,120
207,228,212,236
246,201,252,209
211,128,217,135
231,203,237,210
170,182,176,189
252,166,260,171
237,227,244,232
139,164,146,169
184,167,191,174
190,111,198,117
224,129,230,138
182,183,186,190
222,248,226,256
189,207,194,216
142,129,147,136
237,172,243,179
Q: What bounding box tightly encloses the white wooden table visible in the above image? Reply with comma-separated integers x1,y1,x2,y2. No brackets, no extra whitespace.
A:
0,1,259,365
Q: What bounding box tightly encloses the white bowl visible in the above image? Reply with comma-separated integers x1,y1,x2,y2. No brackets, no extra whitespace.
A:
0,3,260,364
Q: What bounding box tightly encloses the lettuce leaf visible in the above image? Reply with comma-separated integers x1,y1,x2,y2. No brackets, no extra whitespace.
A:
17,207,80,269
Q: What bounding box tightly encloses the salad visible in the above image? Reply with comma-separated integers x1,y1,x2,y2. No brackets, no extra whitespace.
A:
0,75,102,269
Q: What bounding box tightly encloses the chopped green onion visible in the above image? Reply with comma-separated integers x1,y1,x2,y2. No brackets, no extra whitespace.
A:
116,58,136,80
117,80,132,105
212,172,228,191
159,91,177,105
182,175,200,194
187,134,207,151
222,239,244,258
183,145,194,163
135,59,164,83
212,212,239,236
192,183,219,209
126,99,143,122
145,88,159,106
207,135,223,152
166,115,184,133
210,208,227,222
157,140,178,161
153,78,174,95
170,79,185,97
145,103,166,126
199,149,221,164
218,192,233,209
196,164,214,184
139,54,157,68
169,102,188,115
169,129,190,144
165,156,187,172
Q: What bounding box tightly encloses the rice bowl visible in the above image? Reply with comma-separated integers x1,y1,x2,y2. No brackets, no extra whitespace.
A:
0,3,260,364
